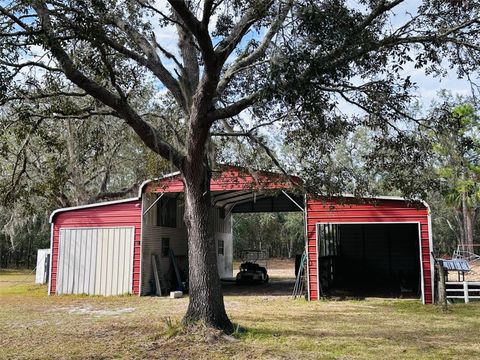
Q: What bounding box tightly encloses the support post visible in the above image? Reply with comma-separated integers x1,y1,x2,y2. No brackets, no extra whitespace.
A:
463,281,469,304
437,260,447,311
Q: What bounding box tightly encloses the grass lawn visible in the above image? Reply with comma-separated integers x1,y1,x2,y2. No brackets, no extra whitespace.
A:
1,269,480,359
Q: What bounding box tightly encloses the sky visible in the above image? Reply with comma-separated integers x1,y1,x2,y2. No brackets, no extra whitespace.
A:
386,1,475,109
148,0,476,116
8,0,476,117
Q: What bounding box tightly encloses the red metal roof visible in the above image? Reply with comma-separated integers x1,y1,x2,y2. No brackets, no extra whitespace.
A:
142,165,302,193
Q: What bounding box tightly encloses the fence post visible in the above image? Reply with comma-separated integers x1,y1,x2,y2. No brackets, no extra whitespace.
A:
463,281,469,304
437,260,447,311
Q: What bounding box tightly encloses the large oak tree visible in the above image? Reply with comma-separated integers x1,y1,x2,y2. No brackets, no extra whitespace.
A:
1,0,479,330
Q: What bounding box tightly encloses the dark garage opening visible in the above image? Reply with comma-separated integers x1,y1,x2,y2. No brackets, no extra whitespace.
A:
318,223,421,298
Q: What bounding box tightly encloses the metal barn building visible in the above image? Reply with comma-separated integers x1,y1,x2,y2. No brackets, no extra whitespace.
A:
48,166,433,304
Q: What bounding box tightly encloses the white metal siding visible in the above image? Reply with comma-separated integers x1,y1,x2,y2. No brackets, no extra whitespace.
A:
211,207,232,233
140,193,233,294
213,207,233,278
56,227,134,295
141,225,188,295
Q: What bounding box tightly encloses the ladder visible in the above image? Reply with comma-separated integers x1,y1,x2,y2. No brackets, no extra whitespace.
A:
292,252,307,299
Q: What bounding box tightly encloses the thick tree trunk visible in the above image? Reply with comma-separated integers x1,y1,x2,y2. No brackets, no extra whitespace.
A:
181,162,232,331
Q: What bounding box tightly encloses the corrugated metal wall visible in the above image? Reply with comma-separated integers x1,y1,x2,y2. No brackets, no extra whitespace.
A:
141,225,188,295
56,227,134,295
212,207,232,233
50,200,142,295
141,194,188,295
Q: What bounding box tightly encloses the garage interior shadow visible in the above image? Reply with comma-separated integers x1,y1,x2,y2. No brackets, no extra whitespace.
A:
319,223,421,300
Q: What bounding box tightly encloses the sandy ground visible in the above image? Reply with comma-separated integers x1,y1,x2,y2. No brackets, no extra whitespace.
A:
233,258,296,279
464,262,480,281
226,258,297,296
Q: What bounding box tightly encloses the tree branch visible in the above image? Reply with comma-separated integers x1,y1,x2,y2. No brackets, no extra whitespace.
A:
1,91,88,105
209,91,264,120
134,0,186,29
202,0,215,26
33,3,184,168
172,11,200,109
215,0,274,64
360,0,405,30
105,16,188,111
217,1,291,95
166,0,216,72
0,5,32,32
0,59,63,72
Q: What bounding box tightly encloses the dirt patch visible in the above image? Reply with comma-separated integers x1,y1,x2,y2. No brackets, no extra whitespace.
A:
53,306,136,316
227,258,296,297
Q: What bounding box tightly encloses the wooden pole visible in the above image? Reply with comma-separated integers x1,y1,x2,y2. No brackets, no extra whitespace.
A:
437,260,447,311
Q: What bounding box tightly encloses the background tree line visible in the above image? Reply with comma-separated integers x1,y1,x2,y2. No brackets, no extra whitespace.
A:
0,106,174,267
232,212,304,259
1,94,478,267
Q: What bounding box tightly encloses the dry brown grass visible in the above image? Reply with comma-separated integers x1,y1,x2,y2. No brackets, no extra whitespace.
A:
1,269,480,360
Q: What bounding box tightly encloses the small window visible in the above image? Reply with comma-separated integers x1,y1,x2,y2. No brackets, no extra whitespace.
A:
219,207,226,219
218,239,224,255
161,237,170,257
157,196,177,228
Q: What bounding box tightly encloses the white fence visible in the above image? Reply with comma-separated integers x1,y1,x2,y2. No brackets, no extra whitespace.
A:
446,281,480,303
